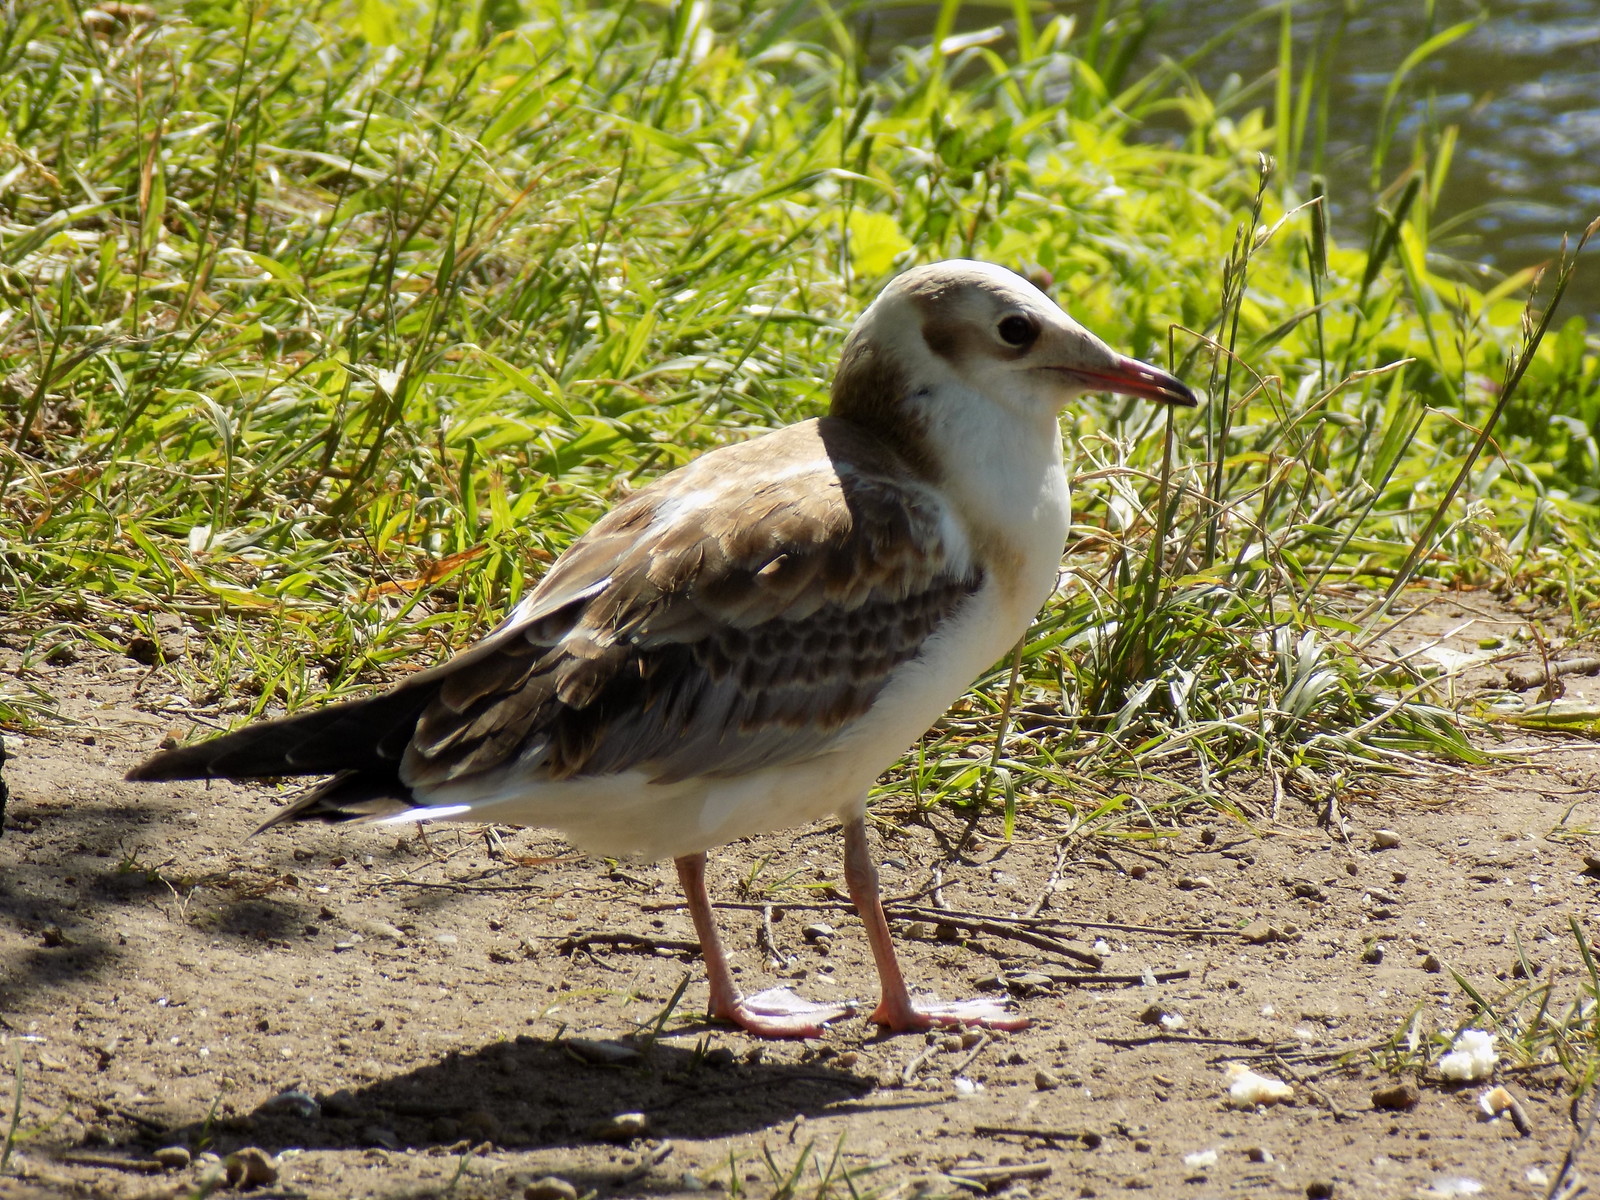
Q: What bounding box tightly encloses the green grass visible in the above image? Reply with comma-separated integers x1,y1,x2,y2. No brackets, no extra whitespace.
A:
3,0,1598,767
0,2,1593,771
2,2,1596,768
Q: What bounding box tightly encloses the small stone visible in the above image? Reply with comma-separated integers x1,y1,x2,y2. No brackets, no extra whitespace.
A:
1244,1146,1274,1164
1582,855,1600,879
801,923,836,942
259,1088,320,1119
1241,920,1285,945
960,1030,983,1049
1306,1182,1334,1200
1128,865,1148,880
1421,954,1443,973
1290,880,1326,901
703,1047,736,1067
1372,830,1402,850
1137,1004,1180,1028
1035,1069,1060,1091
1361,942,1384,965
941,1035,965,1053
834,1051,859,1069
524,1178,579,1200
1372,1082,1420,1111
223,1147,279,1188
1176,875,1213,891
567,1038,642,1065
591,1111,649,1141
153,1146,191,1170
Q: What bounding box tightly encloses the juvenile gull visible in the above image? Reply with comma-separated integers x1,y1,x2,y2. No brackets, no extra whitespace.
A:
128,260,1196,1037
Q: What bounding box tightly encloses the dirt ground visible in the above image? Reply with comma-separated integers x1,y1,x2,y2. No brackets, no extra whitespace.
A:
2,592,1598,1200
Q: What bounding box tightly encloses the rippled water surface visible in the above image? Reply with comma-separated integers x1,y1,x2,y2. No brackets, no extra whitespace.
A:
878,0,1600,313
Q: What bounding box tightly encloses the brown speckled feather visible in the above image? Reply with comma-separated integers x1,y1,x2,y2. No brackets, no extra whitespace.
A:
399,416,980,790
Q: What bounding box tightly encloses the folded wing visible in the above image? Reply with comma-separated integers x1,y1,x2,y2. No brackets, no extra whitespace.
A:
127,418,981,823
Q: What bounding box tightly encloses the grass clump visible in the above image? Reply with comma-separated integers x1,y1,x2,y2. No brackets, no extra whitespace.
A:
0,1,1596,826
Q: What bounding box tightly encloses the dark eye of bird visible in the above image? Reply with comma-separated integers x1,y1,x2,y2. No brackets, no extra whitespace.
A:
997,314,1038,347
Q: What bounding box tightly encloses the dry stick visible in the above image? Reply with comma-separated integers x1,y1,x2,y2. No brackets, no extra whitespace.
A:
1269,1053,1354,1123
950,1032,991,1077
558,932,699,955
1097,1033,1299,1050
886,905,1102,968
645,897,1234,939
1019,969,1191,987
900,1043,937,1086
973,1124,1102,1145
1545,1083,1599,1200
1023,844,1069,919
1505,655,1600,692
954,1168,1057,1193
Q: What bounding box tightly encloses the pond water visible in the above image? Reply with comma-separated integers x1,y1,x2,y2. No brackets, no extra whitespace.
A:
878,0,1600,317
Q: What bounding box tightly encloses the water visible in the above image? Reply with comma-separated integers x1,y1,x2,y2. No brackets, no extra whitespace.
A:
876,0,1600,316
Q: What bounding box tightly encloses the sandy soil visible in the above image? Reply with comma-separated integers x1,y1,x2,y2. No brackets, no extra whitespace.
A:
2,593,1598,1200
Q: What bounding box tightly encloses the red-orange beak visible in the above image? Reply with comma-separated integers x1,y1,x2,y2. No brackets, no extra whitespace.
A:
1064,355,1198,407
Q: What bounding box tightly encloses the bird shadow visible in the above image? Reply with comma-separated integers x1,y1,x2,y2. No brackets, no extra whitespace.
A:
154,1034,899,1156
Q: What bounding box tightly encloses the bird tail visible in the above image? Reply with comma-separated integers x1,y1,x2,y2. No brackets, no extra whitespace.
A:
125,685,438,829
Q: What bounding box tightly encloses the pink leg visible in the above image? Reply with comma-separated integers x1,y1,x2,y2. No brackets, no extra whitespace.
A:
841,816,1027,1032
674,853,854,1039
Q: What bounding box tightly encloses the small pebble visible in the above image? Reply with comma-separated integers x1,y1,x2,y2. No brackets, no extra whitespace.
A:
1176,875,1213,890
1421,954,1443,974
1372,829,1402,850
153,1146,191,1170
567,1038,641,1065
941,1035,965,1053
1306,1182,1334,1200
703,1047,736,1067
524,1178,579,1200
591,1111,649,1141
1241,919,1298,945
960,1030,983,1049
223,1147,279,1188
1245,1146,1274,1164
1138,1004,1180,1028
801,922,835,942
259,1089,320,1119
1372,1082,1420,1111
1035,1069,1060,1091
1361,943,1384,965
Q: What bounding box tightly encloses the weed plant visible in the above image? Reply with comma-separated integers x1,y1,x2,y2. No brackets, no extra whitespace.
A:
0,9,1596,861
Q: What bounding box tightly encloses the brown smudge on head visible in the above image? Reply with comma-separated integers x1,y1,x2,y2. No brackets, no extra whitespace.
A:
828,336,939,482
909,283,1034,364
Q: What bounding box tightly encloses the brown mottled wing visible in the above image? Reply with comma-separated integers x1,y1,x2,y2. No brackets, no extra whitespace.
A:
400,417,981,791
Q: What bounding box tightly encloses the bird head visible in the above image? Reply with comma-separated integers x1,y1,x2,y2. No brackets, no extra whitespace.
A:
831,260,1196,462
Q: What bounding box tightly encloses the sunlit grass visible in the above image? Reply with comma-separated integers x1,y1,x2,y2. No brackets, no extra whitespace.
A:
1,2,1596,833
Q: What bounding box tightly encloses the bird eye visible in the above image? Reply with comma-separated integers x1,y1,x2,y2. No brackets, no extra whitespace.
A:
997,314,1038,347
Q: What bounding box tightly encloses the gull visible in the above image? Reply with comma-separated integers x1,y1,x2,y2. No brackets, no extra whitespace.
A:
128,260,1196,1037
